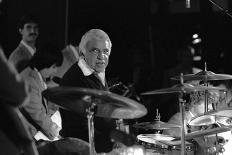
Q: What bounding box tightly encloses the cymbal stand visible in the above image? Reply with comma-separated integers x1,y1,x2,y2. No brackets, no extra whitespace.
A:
179,73,186,155
154,108,161,134
86,100,97,155
202,63,220,155
203,62,210,112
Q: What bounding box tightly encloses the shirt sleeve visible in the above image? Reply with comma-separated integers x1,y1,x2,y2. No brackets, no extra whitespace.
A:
23,76,59,140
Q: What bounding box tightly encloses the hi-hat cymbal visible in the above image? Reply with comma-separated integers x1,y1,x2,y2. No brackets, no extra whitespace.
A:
171,70,232,82
133,120,181,130
137,133,175,141
141,83,225,95
42,86,147,119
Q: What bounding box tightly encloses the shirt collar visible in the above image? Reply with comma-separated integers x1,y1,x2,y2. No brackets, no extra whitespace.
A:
78,57,105,85
21,40,36,56
78,57,94,76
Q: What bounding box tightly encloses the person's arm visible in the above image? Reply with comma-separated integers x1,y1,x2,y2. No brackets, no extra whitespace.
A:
0,49,28,106
23,76,60,140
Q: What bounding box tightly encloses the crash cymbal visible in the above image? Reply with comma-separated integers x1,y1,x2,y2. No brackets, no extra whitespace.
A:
141,83,225,95
133,120,181,130
42,86,147,119
189,109,232,126
171,70,232,82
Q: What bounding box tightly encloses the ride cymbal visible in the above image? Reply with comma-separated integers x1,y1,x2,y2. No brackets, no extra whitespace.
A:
171,71,232,82
141,83,225,95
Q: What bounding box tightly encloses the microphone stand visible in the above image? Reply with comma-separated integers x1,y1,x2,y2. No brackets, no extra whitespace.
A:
208,0,232,18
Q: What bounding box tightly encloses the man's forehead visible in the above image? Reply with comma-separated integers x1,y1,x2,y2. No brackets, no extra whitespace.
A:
87,38,110,49
24,23,38,27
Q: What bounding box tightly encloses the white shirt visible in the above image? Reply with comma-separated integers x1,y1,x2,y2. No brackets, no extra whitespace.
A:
78,57,105,86
21,40,36,56
34,68,47,90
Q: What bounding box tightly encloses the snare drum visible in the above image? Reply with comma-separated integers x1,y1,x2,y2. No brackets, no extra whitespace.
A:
137,134,195,155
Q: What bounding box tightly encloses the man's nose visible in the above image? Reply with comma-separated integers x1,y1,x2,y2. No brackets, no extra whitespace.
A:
97,51,104,59
31,27,38,34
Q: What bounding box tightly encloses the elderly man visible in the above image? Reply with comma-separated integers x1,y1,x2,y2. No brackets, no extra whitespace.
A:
60,29,115,153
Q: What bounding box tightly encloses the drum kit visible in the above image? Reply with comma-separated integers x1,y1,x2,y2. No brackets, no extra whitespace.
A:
42,67,232,155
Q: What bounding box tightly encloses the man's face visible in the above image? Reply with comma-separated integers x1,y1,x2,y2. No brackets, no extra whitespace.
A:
84,38,111,73
19,22,39,43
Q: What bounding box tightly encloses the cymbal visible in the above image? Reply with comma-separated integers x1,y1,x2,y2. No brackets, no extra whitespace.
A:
141,83,225,95
171,70,232,82
189,109,232,126
137,133,175,141
133,120,181,130
42,86,147,119
184,127,230,140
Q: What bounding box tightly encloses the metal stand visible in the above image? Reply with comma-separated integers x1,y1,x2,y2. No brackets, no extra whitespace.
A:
179,92,186,155
86,102,97,155
179,73,186,155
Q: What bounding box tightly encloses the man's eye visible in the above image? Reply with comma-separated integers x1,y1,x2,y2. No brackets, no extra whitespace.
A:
103,50,109,55
26,26,32,29
91,49,99,53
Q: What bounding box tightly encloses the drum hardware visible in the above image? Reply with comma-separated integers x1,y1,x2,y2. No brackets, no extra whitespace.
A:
188,112,230,126
189,107,232,126
140,83,224,95
170,67,232,82
173,126,231,140
137,134,195,155
141,73,192,155
140,67,232,154
170,63,229,112
43,86,147,155
132,120,181,131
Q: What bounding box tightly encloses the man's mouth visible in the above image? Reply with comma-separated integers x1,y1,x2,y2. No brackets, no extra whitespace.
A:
30,33,37,36
96,62,105,65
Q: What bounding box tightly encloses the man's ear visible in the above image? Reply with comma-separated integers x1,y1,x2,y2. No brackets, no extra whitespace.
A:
19,28,22,34
51,64,57,69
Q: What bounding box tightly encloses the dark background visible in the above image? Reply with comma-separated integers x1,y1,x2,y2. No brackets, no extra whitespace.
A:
1,0,232,122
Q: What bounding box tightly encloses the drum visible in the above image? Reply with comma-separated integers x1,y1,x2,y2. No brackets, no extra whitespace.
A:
218,131,232,155
137,134,195,155
204,131,232,155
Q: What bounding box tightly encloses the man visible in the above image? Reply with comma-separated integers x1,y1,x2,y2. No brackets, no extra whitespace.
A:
9,14,39,73
2,45,90,155
60,29,115,153
0,46,39,155
20,43,62,140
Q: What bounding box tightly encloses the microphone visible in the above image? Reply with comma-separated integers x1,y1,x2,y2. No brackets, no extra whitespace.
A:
186,0,190,8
